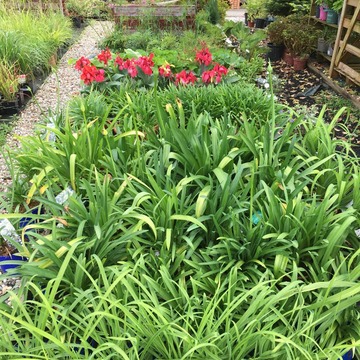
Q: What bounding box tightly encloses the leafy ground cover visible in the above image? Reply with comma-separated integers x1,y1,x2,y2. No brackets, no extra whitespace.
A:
0,9,359,359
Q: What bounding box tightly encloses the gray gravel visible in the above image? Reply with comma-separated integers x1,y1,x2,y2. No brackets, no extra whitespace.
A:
0,21,113,194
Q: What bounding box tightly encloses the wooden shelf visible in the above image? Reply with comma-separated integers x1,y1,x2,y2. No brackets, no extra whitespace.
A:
310,16,338,29
310,0,360,87
310,15,360,32
317,52,333,62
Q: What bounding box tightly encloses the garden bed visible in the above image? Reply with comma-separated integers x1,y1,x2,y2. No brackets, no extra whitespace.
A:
0,8,359,358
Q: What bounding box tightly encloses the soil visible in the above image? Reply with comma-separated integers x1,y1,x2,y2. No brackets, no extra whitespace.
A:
265,58,360,157
0,244,16,258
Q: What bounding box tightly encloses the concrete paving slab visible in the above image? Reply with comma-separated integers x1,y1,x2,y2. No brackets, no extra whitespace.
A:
226,9,246,23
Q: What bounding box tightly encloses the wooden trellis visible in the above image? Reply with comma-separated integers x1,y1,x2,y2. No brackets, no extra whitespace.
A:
330,0,360,85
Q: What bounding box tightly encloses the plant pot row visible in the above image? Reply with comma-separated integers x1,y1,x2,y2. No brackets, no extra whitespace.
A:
247,18,273,29
0,84,33,117
315,5,339,24
266,45,308,71
282,51,308,71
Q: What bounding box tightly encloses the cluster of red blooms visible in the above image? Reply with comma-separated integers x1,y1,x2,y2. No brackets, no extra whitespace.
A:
75,47,228,86
97,48,112,65
75,56,105,85
201,63,228,84
195,47,213,66
158,63,172,78
175,70,197,85
115,53,154,78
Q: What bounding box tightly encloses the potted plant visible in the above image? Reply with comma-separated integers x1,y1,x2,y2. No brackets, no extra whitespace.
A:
283,15,320,70
266,17,286,61
245,0,268,27
317,26,337,54
244,0,255,27
0,60,21,116
315,0,328,21
65,0,100,27
0,218,26,273
323,0,340,24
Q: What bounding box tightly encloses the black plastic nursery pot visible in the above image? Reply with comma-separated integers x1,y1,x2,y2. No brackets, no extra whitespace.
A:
267,43,285,62
254,18,266,28
71,16,83,28
0,99,20,117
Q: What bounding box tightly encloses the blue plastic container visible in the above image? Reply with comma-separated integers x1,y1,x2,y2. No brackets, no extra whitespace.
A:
342,350,354,360
0,254,27,273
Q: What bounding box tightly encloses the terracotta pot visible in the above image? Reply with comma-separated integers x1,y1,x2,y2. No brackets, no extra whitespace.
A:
282,51,294,66
293,56,308,71
247,20,254,27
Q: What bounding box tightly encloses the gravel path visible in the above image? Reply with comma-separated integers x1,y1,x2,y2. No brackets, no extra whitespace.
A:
0,21,113,292
0,21,113,194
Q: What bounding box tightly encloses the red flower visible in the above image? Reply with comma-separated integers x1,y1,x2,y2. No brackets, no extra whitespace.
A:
94,69,105,82
201,63,228,84
175,70,197,85
135,53,154,75
202,69,216,84
115,55,126,70
115,56,138,77
158,63,172,78
80,65,105,85
75,56,90,71
97,48,112,65
127,63,138,78
213,63,228,75
195,47,212,66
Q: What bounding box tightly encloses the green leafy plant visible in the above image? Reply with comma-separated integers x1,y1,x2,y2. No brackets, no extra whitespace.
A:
245,0,269,20
0,252,359,358
65,0,104,18
0,8,72,77
283,14,320,58
1,53,360,360
0,60,20,101
266,16,287,45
